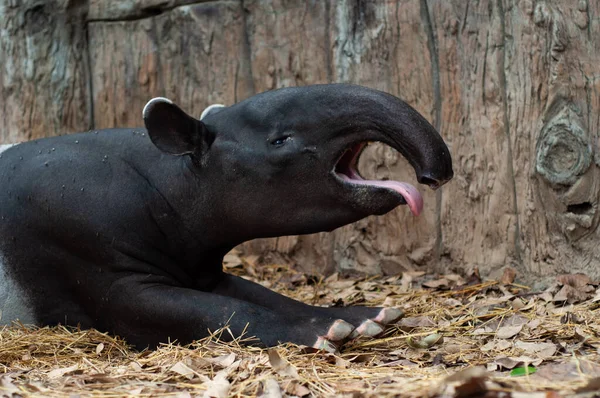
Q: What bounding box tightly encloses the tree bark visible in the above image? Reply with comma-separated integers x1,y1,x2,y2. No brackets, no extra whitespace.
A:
0,0,91,142
89,1,254,129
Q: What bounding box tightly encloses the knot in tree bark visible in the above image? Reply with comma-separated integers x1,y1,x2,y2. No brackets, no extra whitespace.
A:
535,107,591,187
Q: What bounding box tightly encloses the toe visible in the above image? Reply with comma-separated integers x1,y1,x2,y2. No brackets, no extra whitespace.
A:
355,319,384,337
325,319,355,341
373,307,404,325
312,336,338,353
311,319,356,353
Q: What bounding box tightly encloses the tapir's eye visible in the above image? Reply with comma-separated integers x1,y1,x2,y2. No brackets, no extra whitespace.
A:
270,135,291,146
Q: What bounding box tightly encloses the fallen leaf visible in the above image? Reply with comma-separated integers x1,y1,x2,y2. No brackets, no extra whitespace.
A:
95,343,104,355
202,370,230,398
574,327,592,342
407,333,443,349
335,356,351,368
207,353,236,368
557,273,591,287
47,364,79,379
496,325,523,339
575,377,600,393
501,267,517,284
481,340,511,352
170,361,195,380
493,356,542,370
442,298,463,307
511,298,526,310
445,366,488,382
514,341,557,358
454,377,487,397
267,349,299,379
553,284,594,303
399,316,436,328
510,366,537,377
259,378,282,398
560,312,584,324
423,278,450,289
283,380,311,397
526,319,542,330
0,376,20,396
129,361,142,372
223,252,242,269
465,268,481,285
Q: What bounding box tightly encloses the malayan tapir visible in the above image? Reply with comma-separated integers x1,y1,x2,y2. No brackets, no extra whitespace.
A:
0,84,452,352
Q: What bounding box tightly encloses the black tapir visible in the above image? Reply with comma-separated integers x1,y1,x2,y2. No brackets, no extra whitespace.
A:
0,84,452,352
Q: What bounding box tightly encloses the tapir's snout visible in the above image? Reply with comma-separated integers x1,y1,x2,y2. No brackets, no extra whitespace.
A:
313,84,454,191
413,136,454,190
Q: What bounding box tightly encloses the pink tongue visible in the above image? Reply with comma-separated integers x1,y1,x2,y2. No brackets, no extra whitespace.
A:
342,177,424,216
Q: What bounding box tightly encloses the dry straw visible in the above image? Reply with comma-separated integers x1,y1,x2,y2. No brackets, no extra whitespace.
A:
1,258,599,397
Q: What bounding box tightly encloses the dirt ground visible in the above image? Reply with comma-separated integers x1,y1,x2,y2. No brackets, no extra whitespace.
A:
1,252,599,397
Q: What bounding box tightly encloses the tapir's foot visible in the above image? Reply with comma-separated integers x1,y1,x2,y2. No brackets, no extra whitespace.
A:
311,319,355,353
274,316,355,353
317,306,404,339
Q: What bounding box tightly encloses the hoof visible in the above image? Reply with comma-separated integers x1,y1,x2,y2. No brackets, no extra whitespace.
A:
312,319,355,353
373,307,404,324
313,336,337,353
325,319,355,341
355,319,384,337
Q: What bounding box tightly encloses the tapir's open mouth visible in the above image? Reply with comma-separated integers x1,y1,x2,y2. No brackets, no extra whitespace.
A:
333,142,424,216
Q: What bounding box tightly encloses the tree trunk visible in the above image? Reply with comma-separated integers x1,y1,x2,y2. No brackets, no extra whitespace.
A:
1,0,598,281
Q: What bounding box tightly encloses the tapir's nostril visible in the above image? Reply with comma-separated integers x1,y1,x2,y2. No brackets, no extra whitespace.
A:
419,176,439,189
418,174,450,190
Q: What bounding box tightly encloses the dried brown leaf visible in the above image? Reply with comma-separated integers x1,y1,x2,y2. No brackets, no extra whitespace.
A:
493,356,542,370
501,267,517,284
496,325,523,339
514,341,557,358
557,273,591,288
445,366,488,382
423,278,451,289
553,285,593,303
283,380,311,397
202,370,230,398
399,316,436,328
169,361,195,380
47,364,79,379
407,333,443,349
0,376,20,396
259,378,282,398
454,377,488,398
481,340,511,352
526,319,542,330
575,377,600,393
207,353,236,368
267,349,299,379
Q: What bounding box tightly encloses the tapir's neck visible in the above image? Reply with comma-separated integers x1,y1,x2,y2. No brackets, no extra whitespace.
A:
147,155,247,254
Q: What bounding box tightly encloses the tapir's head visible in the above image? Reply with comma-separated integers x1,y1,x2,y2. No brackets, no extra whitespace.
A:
143,84,453,240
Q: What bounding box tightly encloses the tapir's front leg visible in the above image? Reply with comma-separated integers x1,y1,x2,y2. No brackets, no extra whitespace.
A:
107,275,355,352
211,274,403,337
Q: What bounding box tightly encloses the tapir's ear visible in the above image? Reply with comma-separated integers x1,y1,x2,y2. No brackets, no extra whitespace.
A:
143,97,214,156
200,104,226,120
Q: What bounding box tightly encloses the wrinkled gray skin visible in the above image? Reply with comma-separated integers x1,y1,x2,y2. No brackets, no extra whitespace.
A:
0,84,452,352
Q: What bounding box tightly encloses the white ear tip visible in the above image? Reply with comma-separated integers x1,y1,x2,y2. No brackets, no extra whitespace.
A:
143,97,174,119
200,104,225,120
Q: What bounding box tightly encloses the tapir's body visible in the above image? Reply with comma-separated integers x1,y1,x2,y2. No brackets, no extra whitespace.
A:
0,84,452,351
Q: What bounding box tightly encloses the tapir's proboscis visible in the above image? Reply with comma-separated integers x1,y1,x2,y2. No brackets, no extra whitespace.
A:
0,84,453,352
